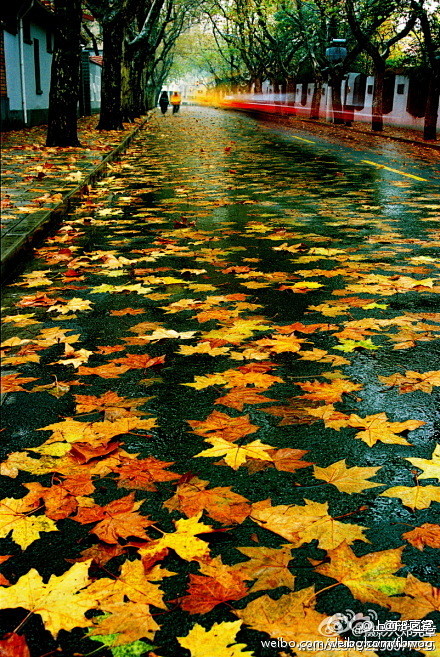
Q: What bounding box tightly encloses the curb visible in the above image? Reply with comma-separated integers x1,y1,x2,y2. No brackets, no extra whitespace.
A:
1,112,152,283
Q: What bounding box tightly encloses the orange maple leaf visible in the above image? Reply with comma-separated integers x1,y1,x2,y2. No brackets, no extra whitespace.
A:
72,493,153,544
180,572,248,614
293,378,363,402
253,334,306,353
0,632,30,657
109,308,145,315
17,293,61,307
112,353,166,369
379,370,440,394
214,387,276,411
402,523,440,550
24,482,79,521
270,448,312,472
188,410,259,442
77,364,129,378
73,544,127,567
235,586,326,646
0,374,38,393
179,557,248,613
275,322,337,334
70,440,120,464
231,545,295,592
112,456,180,491
164,476,251,524
95,345,126,354
74,391,150,413
262,398,322,426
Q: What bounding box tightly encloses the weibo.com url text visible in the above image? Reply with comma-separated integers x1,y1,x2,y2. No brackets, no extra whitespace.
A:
260,638,437,651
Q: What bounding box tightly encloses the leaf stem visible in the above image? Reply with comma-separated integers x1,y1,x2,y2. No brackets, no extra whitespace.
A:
304,582,340,606
12,610,33,635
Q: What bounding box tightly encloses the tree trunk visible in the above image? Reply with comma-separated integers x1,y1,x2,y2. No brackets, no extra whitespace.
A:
372,59,385,132
97,18,124,130
121,41,133,123
121,45,142,122
330,74,344,124
46,0,82,146
141,67,150,112
144,82,157,112
310,78,322,119
254,78,263,94
286,76,295,94
423,72,439,140
133,65,144,115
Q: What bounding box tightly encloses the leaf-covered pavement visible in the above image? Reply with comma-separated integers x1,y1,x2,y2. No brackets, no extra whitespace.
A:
1,116,144,237
1,106,440,657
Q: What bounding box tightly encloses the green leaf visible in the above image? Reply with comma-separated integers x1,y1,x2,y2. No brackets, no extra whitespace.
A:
89,633,154,656
333,339,379,352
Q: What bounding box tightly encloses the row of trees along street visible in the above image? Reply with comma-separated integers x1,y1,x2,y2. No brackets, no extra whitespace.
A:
48,0,439,146
46,0,200,145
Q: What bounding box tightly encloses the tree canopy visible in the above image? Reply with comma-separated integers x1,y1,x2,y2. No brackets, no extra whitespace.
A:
46,0,439,143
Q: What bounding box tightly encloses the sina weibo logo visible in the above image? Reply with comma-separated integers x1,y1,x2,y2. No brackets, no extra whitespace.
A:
318,609,379,637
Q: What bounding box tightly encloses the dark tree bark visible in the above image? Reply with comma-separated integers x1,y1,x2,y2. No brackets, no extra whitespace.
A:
286,76,295,94
97,17,124,130
424,73,440,140
310,76,323,119
372,58,385,131
121,42,136,122
345,0,416,133
46,0,82,146
411,0,440,140
329,72,345,124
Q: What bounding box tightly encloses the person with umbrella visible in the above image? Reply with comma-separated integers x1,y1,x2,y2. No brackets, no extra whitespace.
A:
159,91,169,114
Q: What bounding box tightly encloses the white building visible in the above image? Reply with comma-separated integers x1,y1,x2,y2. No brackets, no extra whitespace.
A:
1,0,102,129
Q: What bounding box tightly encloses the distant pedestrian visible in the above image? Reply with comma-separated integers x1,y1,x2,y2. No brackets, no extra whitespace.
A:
159,91,169,114
171,91,182,114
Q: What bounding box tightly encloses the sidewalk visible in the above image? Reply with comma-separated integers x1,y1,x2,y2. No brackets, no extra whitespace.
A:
1,114,150,280
299,117,440,150
267,113,440,152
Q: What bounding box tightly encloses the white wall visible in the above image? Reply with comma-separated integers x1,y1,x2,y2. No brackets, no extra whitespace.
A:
26,22,52,110
3,21,52,114
3,30,22,111
89,61,101,108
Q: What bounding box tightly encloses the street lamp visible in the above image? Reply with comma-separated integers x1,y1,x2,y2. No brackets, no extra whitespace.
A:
325,39,347,65
325,39,348,124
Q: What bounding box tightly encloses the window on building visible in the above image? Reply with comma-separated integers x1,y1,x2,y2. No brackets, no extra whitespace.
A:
22,18,32,44
367,84,373,94
46,31,53,53
397,84,405,95
34,39,43,94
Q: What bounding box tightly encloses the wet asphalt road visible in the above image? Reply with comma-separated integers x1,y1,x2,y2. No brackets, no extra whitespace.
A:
1,106,439,657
